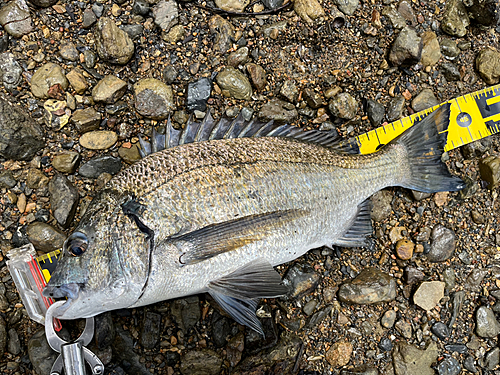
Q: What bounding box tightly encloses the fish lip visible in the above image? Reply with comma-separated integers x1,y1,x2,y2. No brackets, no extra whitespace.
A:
43,283,81,300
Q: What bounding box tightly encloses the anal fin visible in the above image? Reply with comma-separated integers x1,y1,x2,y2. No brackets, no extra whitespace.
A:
333,198,372,247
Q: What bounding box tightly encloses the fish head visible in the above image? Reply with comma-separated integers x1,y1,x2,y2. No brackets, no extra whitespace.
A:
43,189,151,319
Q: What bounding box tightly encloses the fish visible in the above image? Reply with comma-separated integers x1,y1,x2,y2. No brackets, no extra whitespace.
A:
43,104,464,335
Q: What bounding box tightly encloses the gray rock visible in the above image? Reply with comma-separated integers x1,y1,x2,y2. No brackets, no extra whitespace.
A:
26,222,66,252
92,2,103,17
141,312,161,349
476,48,500,85
441,38,460,60
227,47,249,67
441,62,461,81
7,328,21,355
0,52,22,90
466,0,498,26
28,329,58,375
464,268,489,290
71,107,102,133
389,26,421,66
113,326,150,375
133,0,150,15
187,77,212,112
476,306,500,337
279,80,299,103
208,15,235,54
428,225,456,262
0,33,8,52
262,20,287,38
479,155,500,189
215,0,249,12
338,267,397,304
333,0,359,16
392,341,438,375
420,31,440,67
411,88,438,112
28,0,57,7
395,320,412,339
0,170,16,188
95,17,135,65
94,312,114,349
382,6,406,29
0,94,44,161
381,309,396,328
246,63,267,91
282,265,320,300
366,99,385,126
442,267,456,290
303,88,323,109
328,92,358,119
379,337,393,351
370,190,392,222
0,0,33,38
171,296,201,332
386,96,405,122
30,63,69,99
27,168,49,189
463,355,477,373
180,349,222,375
258,99,298,124
49,174,79,228
52,151,80,173
461,137,491,159
413,281,444,311
59,42,79,61
163,65,178,84
92,75,127,104
485,347,500,370
436,357,461,375
120,24,144,39
262,0,283,9
441,0,470,37
79,156,122,178
216,67,252,100
0,317,5,360
398,0,416,23
134,78,174,119
83,50,97,68
211,313,231,348
431,322,449,340
153,0,178,32
82,7,97,28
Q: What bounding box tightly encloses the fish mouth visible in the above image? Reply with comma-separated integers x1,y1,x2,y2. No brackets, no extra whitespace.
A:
42,283,80,318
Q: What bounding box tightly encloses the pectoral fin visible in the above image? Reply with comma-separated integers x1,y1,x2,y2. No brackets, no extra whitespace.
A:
207,258,289,336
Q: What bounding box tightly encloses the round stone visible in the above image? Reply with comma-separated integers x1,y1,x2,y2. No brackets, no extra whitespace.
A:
134,78,174,120
395,239,415,260
79,131,118,150
216,67,252,100
26,222,66,253
31,63,69,99
52,151,80,173
95,17,135,65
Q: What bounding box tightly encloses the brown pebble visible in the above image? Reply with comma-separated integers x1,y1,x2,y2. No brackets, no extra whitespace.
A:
434,191,448,206
396,239,415,260
17,193,26,213
325,340,353,367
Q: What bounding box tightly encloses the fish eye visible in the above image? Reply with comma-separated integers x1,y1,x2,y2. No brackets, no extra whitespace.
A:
65,232,88,257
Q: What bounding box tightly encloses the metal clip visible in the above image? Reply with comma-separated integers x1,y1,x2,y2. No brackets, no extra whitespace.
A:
45,301,104,375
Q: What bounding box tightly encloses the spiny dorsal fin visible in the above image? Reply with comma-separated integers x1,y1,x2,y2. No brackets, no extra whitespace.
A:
137,110,358,157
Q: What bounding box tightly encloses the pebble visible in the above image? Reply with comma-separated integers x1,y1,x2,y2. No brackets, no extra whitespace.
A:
30,63,69,99
71,107,102,133
366,99,385,126
0,317,5,360
280,80,299,103
28,329,58,375
80,131,118,151
258,98,298,124
382,7,406,29
48,174,79,228
211,312,231,348
294,0,326,24
420,31,441,67
0,94,45,161
338,267,397,304
413,281,445,311
52,151,80,173
436,357,461,375
441,38,460,60
431,322,450,340
133,0,150,16
378,337,393,351
476,306,500,337
395,320,412,339
0,0,33,37
428,225,456,262
216,67,252,100
29,0,57,6
389,26,421,66
328,92,358,120
392,341,438,375
479,155,500,189
386,96,405,122
216,0,249,12
208,15,235,54
7,328,21,355
303,299,318,316
121,25,143,40
82,7,97,28
464,268,489,290
92,75,127,104
27,168,49,189
411,88,438,112
59,42,79,61
141,311,161,349
113,326,150,374
467,0,498,26
153,0,178,32
94,312,114,349
79,155,122,178
484,347,500,370
228,47,249,67
95,17,135,65
226,332,244,367
442,268,456,290
463,355,478,373
461,137,491,159
186,77,212,112
162,24,184,43
444,344,467,353
303,88,323,109
26,222,66,252
118,143,141,164
134,78,174,120
404,266,424,285
0,52,22,90
332,0,358,16
381,309,396,328
325,340,353,367
66,68,88,94
0,170,16,188
246,63,267,91
282,265,320,300
441,62,461,81
441,0,469,37
180,349,222,375
395,239,414,260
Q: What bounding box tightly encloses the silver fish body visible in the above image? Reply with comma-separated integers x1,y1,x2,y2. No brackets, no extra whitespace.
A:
44,105,463,334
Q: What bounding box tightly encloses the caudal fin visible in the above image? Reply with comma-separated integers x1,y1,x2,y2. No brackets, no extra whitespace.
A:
395,103,465,193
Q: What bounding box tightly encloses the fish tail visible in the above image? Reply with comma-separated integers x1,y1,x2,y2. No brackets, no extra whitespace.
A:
394,103,465,193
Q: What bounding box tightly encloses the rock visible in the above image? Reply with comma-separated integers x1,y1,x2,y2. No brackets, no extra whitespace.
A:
484,347,500,370
479,155,500,190
27,168,49,189
303,89,323,109
257,97,297,123
0,95,44,161
0,170,16,188
436,357,461,375
180,349,222,375
59,42,78,61
420,31,440,67
7,328,21,355
113,326,150,375
141,312,161,349
82,7,97,28
431,322,450,340
162,24,184,43
26,222,66,252
28,0,57,6
441,0,469,37
325,340,353,367
379,337,393,352
395,239,414,260
66,69,88,94
476,306,500,337
381,309,396,328
395,320,412,339
404,267,424,285
279,80,299,103
208,15,235,54
52,152,80,173
226,332,244,367
71,108,102,134
216,67,252,100
466,0,498,26
95,17,134,65
28,329,58,375
282,265,320,300
441,38,460,60
464,268,489,290
153,0,178,32
392,341,438,375
389,26,421,66
411,88,438,112
92,75,127,104
0,0,33,38
133,0,150,15
332,0,358,16
83,50,97,69
463,355,477,373
118,144,141,164
338,267,397,304
371,190,392,222
329,92,358,120
0,52,22,90
227,47,249,67
382,6,406,29
366,99,385,126
79,156,122,178
31,63,69,99
428,225,456,262
246,63,267,91
94,313,114,349
49,174,79,228
294,0,326,24
171,296,201,332
133,78,174,120
461,138,491,159
262,21,287,38
413,281,445,311
0,317,5,360
215,0,249,12
441,62,461,81
186,77,212,112
386,96,405,122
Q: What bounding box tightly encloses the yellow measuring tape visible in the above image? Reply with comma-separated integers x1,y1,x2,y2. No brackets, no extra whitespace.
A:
350,83,500,154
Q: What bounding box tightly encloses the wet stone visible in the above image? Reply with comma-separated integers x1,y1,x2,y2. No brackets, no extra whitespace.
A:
79,131,118,150
420,31,441,67
413,281,444,311
141,312,161,349
381,309,397,328
441,62,461,81
216,67,252,101
386,96,405,122
26,222,66,252
49,174,79,228
27,168,49,189
226,331,244,368
485,347,500,370
66,69,88,94
441,0,469,37
208,15,235,54
118,144,141,164
258,98,298,124
52,151,80,173
82,7,97,28
134,78,174,120
246,63,267,91
382,7,406,29
442,268,456,290
395,320,412,339
28,329,58,375
464,355,477,373
0,52,22,91
479,155,500,189
186,77,212,112
476,306,500,337
79,156,122,178
153,0,178,32
282,265,320,300
464,268,488,290
162,24,184,43
404,266,424,285
211,312,232,348
328,92,358,120
84,50,97,69
227,46,249,67
411,88,438,112
378,337,393,352
30,63,69,99
389,26,421,66
0,317,5,360
326,340,353,367
338,267,397,304
59,42,79,61
133,0,150,15
431,322,449,340
428,225,456,262
441,38,460,60
71,108,102,133
444,344,467,354
7,328,21,355
461,137,491,159
95,17,135,65
303,88,323,109
467,0,498,26
0,0,33,38
392,341,438,375
366,99,385,126
180,349,222,375
436,357,461,375
95,312,114,349
0,170,17,188
93,75,127,104
279,80,299,103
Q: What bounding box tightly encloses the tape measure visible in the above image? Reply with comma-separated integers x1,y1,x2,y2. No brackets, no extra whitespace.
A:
36,250,61,283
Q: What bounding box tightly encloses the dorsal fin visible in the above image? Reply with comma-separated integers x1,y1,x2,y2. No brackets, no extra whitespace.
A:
138,110,357,158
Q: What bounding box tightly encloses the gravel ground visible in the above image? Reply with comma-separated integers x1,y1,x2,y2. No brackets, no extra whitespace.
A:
0,0,500,374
